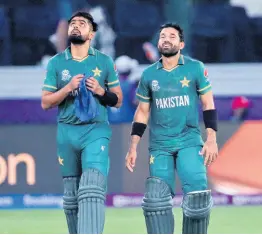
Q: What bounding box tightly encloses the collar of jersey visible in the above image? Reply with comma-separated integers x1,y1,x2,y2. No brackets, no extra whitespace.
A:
157,54,185,70
64,46,95,60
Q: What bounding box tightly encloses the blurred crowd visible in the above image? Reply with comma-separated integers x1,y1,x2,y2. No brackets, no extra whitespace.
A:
1,0,261,123
1,0,262,66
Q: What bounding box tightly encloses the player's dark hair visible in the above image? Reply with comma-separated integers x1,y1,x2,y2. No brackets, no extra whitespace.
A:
68,11,98,32
159,23,184,42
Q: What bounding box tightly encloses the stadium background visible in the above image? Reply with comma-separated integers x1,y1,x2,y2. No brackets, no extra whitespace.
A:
1,0,262,233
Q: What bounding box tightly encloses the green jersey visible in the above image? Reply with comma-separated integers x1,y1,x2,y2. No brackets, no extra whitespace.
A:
136,55,212,150
42,47,120,125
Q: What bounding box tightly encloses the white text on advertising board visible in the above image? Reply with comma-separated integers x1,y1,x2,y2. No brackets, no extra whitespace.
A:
0,153,36,185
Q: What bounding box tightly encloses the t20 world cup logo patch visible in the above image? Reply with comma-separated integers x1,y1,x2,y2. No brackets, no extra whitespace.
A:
152,80,160,92
61,69,71,81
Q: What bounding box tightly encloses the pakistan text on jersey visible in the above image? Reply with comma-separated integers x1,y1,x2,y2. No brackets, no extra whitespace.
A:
156,95,190,109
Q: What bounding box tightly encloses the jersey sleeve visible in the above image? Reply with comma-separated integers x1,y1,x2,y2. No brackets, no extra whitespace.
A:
136,72,151,103
196,62,212,95
106,57,120,88
42,59,58,92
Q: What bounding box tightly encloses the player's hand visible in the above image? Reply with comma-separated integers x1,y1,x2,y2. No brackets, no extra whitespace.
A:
200,140,218,167
125,149,137,173
67,74,84,91
86,77,105,95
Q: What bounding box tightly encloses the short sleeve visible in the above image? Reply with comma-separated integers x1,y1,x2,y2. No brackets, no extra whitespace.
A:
106,57,120,88
42,59,58,92
136,73,151,103
196,62,212,95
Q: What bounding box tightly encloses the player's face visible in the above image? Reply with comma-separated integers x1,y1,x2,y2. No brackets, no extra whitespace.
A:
68,16,94,45
158,27,185,57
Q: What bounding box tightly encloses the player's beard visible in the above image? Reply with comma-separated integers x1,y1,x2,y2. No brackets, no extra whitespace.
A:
158,43,180,58
68,35,87,45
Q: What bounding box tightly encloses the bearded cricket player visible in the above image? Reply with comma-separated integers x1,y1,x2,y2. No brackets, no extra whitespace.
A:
41,11,122,234
125,23,218,234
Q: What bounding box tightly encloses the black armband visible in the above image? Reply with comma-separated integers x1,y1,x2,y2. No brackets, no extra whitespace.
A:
97,90,118,107
203,109,218,131
131,122,147,137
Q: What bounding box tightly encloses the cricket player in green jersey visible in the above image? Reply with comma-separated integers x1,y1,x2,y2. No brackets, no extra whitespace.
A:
41,12,123,234
126,23,218,234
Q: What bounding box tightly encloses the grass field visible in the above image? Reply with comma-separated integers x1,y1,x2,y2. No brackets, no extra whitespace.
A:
0,206,261,234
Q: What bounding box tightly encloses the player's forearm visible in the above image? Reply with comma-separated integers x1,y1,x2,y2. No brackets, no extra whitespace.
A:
129,108,149,151
202,101,215,111
111,90,122,108
108,86,123,108
202,100,217,142
201,92,217,140
129,135,141,152
41,85,71,110
201,96,215,111
96,86,122,108
134,108,150,124
114,93,123,108
206,128,216,142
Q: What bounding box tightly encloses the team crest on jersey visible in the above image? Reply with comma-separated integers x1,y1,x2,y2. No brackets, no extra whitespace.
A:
204,68,209,82
204,68,208,78
61,70,71,81
152,80,160,91
114,64,119,77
